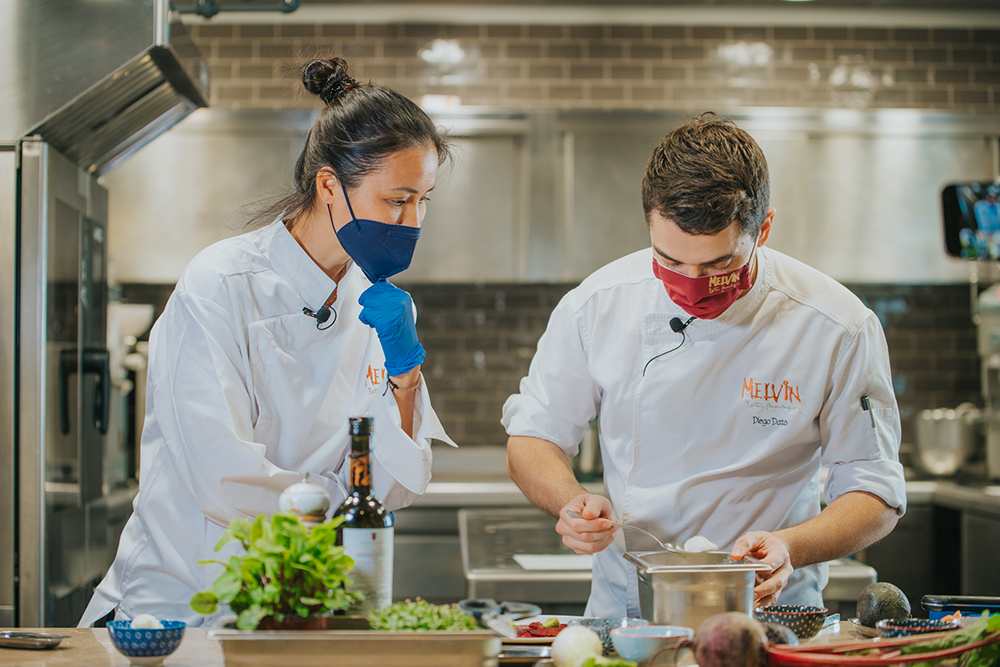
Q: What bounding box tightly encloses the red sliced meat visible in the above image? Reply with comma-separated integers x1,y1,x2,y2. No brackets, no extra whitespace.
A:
515,622,568,637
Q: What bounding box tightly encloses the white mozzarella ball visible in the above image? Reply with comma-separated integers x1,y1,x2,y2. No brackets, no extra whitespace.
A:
683,535,719,552
130,613,164,629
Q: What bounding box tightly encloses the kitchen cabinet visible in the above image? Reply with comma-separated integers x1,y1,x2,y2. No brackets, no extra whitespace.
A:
862,482,1000,608
395,534,466,603
861,504,961,613
962,510,1000,596
393,507,465,604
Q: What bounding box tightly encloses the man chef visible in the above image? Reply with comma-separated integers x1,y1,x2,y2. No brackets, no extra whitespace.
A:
502,112,906,616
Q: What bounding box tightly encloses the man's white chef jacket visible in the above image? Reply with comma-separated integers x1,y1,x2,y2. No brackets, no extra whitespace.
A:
80,220,453,627
502,246,906,617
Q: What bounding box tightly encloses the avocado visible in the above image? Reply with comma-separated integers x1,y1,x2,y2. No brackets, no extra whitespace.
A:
856,582,911,628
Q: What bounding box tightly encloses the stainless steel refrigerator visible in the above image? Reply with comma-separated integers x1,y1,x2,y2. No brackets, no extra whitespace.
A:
0,0,207,627
7,140,137,627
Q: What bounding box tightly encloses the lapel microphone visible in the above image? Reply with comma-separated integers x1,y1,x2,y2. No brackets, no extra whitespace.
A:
643,316,696,376
303,305,336,330
304,268,345,331
669,316,695,333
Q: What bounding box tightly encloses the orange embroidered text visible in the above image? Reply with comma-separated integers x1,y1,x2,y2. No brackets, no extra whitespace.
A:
366,365,386,389
742,378,801,403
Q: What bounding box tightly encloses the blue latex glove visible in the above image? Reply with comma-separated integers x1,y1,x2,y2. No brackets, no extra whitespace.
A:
358,281,426,377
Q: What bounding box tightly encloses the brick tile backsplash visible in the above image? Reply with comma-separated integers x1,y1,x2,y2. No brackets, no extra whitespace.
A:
121,281,981,451
186,20,999,112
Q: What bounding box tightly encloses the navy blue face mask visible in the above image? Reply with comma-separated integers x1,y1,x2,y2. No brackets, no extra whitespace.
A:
330,182,421,284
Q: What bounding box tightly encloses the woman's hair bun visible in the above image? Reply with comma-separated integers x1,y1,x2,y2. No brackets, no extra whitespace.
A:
302,57,358,105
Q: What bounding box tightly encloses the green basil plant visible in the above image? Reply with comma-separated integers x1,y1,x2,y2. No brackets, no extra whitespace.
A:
190,514,362,630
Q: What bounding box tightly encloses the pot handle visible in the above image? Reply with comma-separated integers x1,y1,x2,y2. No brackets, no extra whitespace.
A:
955,402,981,421
647,637,694,667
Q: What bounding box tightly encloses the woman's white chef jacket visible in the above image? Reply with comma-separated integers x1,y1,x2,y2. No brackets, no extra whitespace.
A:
80,220,454,627
501,246,906,617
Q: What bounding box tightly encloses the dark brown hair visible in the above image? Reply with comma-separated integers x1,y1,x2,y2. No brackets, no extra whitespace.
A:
641,112,769,237
249,57,450,228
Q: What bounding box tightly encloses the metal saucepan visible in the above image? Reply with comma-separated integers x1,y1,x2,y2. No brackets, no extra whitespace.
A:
914,402,980,476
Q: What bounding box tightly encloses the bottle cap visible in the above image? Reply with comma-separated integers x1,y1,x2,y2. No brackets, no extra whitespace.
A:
349,417,373,436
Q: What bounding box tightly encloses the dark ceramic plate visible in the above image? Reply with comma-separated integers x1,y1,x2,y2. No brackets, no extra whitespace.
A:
876,618,959,638
849,618,881,638
0,631,70,650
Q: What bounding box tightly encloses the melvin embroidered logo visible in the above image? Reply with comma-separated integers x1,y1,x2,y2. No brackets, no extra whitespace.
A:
742,378,801,403
366,365,386,393
708,273,741,294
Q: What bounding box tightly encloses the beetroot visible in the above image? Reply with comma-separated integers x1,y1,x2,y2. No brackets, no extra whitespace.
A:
693,612,770,667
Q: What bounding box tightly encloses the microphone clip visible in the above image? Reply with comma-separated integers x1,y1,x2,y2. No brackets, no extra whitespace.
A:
643,316,696,376
669,316,696,334
303,305,336,330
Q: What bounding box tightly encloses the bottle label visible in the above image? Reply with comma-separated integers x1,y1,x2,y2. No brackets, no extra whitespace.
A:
351,453,371,488
342,527,393,612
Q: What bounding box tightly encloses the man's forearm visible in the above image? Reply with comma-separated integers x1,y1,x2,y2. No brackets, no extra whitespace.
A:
507,435,588,517
775,490,900,568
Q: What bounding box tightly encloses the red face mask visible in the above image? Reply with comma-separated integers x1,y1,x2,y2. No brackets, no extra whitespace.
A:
652,247,756,320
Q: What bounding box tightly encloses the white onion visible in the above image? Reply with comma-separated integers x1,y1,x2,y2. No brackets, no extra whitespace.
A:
551,625,603,667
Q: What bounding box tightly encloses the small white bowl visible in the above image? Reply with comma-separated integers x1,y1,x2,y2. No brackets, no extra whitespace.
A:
610,624,693,662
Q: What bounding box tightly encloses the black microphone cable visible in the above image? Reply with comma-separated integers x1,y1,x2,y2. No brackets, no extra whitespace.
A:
303,304,337,330
642,316,695,376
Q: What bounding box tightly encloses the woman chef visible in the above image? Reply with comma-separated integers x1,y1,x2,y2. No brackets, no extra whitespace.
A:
79,57,454,627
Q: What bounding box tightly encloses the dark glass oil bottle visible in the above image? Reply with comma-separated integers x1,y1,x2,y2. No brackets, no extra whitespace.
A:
334,417,393,613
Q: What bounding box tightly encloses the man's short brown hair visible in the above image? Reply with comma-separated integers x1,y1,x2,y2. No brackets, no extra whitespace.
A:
641,112,770,237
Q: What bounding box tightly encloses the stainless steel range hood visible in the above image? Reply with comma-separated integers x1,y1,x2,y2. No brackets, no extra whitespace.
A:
0,0,208,175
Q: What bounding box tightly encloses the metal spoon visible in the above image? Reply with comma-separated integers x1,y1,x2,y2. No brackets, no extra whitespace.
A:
564,509,765,566
565,509,686,553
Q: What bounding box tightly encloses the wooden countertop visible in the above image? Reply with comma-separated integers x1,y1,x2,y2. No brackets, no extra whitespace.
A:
0,622,962,666
0,628,223,667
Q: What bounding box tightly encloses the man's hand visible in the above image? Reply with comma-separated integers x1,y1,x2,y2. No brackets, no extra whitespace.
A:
556,493,618,554
730,531,793,607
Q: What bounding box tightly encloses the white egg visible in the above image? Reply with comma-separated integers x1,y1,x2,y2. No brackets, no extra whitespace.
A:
130,613,163,629
683,535,719,552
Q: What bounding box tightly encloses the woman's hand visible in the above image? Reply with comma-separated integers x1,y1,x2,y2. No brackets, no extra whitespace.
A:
556,494,618,554
729,531,793,607
358,281,425,376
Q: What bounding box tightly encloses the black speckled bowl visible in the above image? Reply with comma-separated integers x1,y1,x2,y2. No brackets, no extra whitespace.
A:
753,605,828,640
876,618,959,638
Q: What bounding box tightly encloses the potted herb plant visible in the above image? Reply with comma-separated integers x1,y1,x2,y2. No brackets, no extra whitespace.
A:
190,514,362,630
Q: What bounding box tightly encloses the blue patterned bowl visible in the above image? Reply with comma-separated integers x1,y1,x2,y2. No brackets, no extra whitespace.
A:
568,617,650,654
754,605,828,640
876,618,959,638
107,620,185,666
